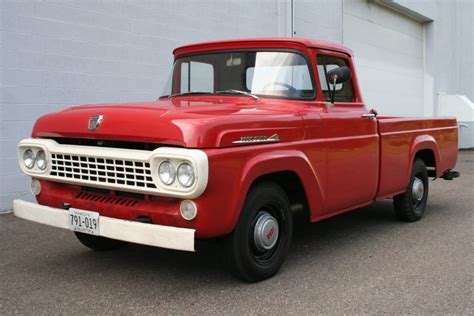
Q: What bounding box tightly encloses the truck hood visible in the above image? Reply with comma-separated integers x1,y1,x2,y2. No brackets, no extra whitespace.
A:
32,98,305,148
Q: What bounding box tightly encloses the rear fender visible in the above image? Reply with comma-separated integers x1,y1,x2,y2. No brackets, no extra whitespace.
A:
409,135,441,180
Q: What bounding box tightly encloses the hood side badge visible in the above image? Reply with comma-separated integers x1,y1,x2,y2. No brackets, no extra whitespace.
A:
233,134,280,144
88,115,104,131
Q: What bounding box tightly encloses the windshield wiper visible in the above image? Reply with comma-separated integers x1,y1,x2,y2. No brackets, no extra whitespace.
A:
167,89,260,101
215,89,260,101
167,91,213,99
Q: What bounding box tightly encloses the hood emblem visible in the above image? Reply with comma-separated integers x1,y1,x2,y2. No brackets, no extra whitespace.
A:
233,134,280,144
88,115,103,131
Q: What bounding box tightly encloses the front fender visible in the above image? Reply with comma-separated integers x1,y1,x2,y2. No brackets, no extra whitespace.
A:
232,150,324,226
195,147,324,238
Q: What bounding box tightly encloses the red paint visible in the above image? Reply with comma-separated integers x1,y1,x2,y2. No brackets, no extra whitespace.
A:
31,38,459,239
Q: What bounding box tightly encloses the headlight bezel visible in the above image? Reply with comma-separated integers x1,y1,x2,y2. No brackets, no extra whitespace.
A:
19,145,50,174
151,155,199,192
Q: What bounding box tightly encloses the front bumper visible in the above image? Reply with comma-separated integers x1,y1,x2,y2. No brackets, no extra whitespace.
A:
13,199,195,252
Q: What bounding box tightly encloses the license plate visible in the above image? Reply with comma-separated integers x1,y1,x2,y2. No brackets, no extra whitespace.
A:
68,208,100,236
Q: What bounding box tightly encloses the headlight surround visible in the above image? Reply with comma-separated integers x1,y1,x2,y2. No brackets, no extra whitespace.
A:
177,163,195,188
158,160,176,185
23,149,35,169
36,149,48,170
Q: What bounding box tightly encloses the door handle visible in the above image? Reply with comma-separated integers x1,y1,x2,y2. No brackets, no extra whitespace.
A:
362,109,378,120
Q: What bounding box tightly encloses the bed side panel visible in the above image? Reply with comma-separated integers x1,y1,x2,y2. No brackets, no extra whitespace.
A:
377,117,458,199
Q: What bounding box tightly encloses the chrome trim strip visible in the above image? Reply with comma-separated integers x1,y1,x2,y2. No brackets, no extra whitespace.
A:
232,134,280,144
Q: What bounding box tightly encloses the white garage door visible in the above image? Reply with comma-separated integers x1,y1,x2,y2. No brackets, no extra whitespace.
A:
343,0,424,116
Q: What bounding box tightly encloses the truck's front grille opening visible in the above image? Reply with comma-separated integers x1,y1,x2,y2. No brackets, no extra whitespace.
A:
50,153,156,189
81,186,146,200
76,191,139,207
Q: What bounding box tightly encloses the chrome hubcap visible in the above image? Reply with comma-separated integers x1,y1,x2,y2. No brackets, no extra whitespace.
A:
254,212,279,252
412,177,424,202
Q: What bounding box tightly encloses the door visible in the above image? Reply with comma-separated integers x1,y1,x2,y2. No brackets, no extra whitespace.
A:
317,53,380,213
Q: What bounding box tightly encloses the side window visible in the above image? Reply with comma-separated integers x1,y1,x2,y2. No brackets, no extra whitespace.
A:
180,61,214,93
316,55,354,102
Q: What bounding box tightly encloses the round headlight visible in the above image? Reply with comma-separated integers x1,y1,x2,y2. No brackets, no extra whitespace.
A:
177,163,195,188
158,161,175,185
36,149,48,170
23,149,35,169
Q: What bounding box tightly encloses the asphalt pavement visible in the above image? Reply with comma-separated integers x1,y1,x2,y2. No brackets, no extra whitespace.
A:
1,151,473,315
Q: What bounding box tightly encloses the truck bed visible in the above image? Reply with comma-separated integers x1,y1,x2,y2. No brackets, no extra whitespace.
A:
376,116,458,199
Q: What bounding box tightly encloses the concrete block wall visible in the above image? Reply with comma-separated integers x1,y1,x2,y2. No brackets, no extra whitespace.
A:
434,0,474,103
294,0,343,41
0,0,291,212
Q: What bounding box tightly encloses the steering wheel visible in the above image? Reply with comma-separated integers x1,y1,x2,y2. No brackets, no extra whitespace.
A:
262,82,300,97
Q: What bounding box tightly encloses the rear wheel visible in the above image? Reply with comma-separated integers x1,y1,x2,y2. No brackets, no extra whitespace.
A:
393,158,429,222
74,232,128,251
224,182,293,282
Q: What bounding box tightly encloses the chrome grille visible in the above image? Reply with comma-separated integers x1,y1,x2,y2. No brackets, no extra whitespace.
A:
50,153,156,189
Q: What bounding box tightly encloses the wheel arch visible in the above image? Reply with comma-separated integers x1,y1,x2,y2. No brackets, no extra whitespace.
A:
230,150,323,230
410,135,441,178
250,170,310,213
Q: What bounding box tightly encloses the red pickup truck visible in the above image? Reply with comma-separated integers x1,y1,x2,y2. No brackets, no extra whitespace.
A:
14,38,459,282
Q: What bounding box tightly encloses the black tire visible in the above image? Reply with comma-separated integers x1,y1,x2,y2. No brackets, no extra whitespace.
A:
74,232,128,251
224,182,293,282
393,158,429,222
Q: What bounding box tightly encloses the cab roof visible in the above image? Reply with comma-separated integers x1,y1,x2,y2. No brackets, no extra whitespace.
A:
173,37,354,57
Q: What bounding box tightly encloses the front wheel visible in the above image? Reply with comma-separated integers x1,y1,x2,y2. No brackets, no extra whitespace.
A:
224,182,293,282
393,158,429,222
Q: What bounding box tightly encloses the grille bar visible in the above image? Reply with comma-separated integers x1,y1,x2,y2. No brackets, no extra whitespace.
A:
50,153,156,189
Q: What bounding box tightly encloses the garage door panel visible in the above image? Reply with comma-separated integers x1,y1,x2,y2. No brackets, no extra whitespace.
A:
343,1,424,116
357,66,424,87
360,73,423,115
364,92,423,116
344,14,423,58
358,67,423,95
344,0,423,39
348,42,423,76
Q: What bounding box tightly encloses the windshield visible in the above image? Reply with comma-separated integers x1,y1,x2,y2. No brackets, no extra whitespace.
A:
160,51,315,100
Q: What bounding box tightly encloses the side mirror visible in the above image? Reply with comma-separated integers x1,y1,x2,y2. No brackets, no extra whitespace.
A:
326,66,351,104
327,66,351,85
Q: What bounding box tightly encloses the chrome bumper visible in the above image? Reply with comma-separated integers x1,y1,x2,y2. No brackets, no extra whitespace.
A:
13,199,195,252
